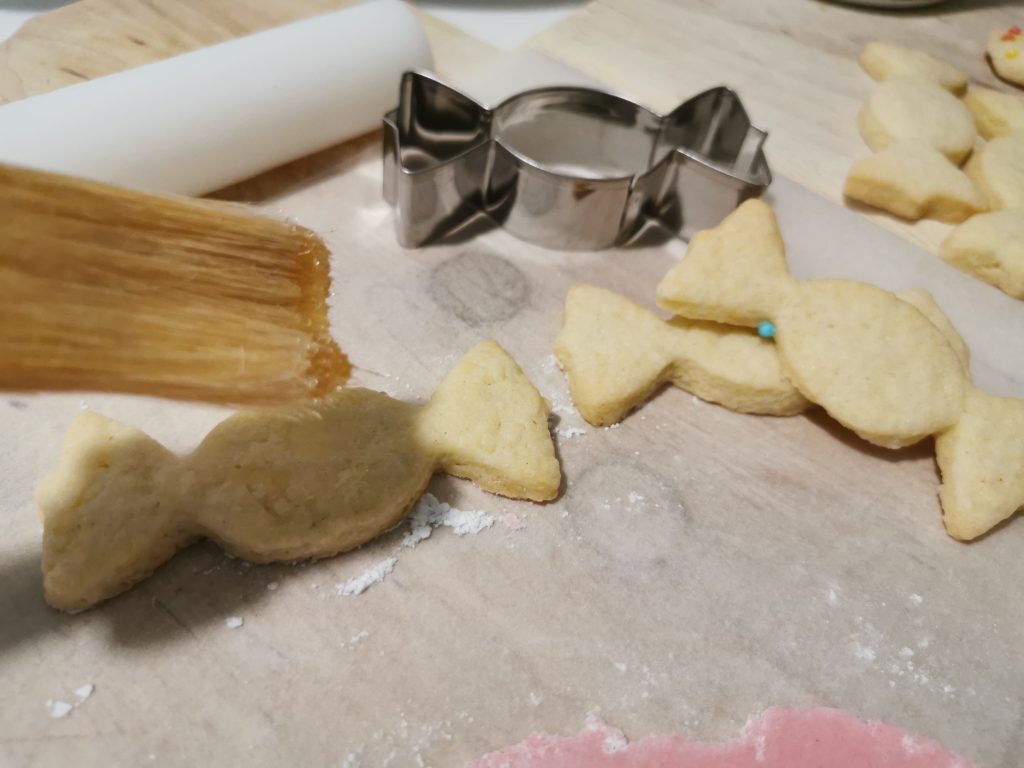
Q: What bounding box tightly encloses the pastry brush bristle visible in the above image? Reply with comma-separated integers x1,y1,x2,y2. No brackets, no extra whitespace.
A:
0,164,350,405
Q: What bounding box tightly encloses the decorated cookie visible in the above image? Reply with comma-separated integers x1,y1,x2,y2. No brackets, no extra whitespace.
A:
858,77,976,164
859,41,968,94
36,341,561,611
964,131,1024,210
963,87,1024,139
940,210,1024,299
988,26,1024,87
844,143,987,223
656,200,967,449
553,284,809,426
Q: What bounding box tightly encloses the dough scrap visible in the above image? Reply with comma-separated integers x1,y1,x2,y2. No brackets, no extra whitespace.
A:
553,284,809,426
844,143,986,223
858,41,968,94
858,77,976,164
36,340,561,611
964,131,1024,210
656,199,967,448
987,26,1024,88
940,210,1024,299
963,86,1024,140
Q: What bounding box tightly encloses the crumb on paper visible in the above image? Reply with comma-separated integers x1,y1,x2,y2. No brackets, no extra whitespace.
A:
614,662,627,673
74,683,94,702
899,646,915,659
46,700,72,719
350,630,370,646
604,423,621,430
852,643,876,662
337,557,398,596
909,593,923,606
225,616,244,629
558,427,588,439
826,588,839,606
627,491,644,505
529,692,543,706
402,493,495,548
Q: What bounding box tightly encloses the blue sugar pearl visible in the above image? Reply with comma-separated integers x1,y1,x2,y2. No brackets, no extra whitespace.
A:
757,321,776,339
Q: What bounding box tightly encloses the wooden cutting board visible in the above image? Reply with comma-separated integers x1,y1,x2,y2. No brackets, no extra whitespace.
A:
1,3,1022,768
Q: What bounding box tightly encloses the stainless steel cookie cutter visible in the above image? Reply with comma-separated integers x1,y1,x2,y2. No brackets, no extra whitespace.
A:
383,71,771,250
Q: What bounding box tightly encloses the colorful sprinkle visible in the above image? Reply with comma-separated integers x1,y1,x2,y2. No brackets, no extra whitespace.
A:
1003,26,1022,41
757,321,776,339
1008,49,1020,60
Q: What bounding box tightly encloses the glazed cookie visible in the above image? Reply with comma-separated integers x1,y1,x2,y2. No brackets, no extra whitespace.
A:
859,42,968,94
964,131,1024,209
656,200,967,449
36,340,561,611
987,26,1024,87
940,210,1024,299
844,143,987,223
963,87,1024,139
553,284,809,426
858,77,976,164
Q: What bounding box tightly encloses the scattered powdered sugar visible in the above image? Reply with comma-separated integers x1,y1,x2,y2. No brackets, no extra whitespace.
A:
604,423,621,430
909,593,924,606
551,403,577,417
46,700,73,719
402,493,494,547
558,427,588,439
614,662,628,673
851,642,877,662
225,616,244,629
529,692,543,707
266,581,279,591
602,729,628,754
75,684,94,702
627,491,644,504
337,557,398,596
826,588,840,606
349,630,370,646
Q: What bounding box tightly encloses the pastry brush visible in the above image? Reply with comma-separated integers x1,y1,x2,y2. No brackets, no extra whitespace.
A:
0,164,350,405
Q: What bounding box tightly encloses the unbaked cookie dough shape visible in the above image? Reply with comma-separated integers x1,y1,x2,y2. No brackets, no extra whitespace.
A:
655,199,967,449
36,340,561,611
963,87,1024,139
988,26,1024,88
858,42,968,94
844,143,987,223
940,210,1024,299
858,77,976,164
553,284,809,426
965,131,1024,210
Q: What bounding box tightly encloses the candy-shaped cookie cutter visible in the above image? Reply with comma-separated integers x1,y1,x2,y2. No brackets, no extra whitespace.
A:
383,71,771,249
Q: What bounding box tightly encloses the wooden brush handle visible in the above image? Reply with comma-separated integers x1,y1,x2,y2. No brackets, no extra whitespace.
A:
0,164,349,404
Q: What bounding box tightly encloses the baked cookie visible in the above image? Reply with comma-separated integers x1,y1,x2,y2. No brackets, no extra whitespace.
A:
963,87,1024,139
858,77,976,164
37,340,561,611
964,131,1024,209
987,26,1024,88
844,143,987,223
553,284,809,426
940,210,1024,299
859,41,968,94
656,199,967,449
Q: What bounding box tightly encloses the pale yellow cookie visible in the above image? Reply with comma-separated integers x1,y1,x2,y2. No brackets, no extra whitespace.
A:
37,340,560,611
553,284,809,426
859,42,968,94
844,143,987,223
963,87,1024,140
939,210,1024,299
895,289,970,370
858,77,976,164
936,389,1024,540
987,26,1024,88
964,131,1024,210
657,199,968,449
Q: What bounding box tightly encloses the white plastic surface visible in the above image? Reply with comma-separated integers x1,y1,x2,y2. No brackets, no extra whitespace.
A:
0,0,433,195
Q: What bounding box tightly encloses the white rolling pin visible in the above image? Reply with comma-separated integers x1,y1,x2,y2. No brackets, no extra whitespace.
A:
0,0,432,195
